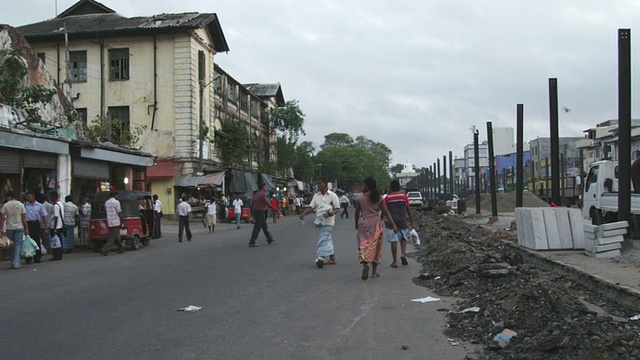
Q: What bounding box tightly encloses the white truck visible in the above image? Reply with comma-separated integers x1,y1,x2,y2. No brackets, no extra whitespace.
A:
582,160,640,226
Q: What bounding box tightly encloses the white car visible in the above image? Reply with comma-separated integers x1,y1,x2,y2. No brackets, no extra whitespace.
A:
406,191,423,207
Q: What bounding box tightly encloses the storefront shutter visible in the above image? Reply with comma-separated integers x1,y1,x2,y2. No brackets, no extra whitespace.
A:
74,159,109,179
23,152,57,169
0,150,20,174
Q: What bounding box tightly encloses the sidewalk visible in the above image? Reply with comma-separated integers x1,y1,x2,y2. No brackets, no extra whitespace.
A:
466,213,640,298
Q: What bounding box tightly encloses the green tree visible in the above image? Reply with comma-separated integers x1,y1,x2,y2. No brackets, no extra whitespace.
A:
88,115,147,149
354,135,392,170
270,99,306,142
293,141,316,183
275,136,296,175
0,47,56,125
315,146,391,191
320,133,354,150
216,117,249,168
390,163,405,174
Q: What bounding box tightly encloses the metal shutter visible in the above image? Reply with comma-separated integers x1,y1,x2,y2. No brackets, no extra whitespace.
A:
74,159,109,180
0,150,20,174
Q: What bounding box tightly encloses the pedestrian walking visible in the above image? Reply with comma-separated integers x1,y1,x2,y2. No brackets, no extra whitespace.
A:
384,179,415,268
220,193,229,219
63,195,78,253
300,177,340,268
50,191,65,261
294,195,302,215
153,194,162,238
205,197,216,233
24,191,47,264
249,183,276,247
270,195,279,223
176,197,192,242
232,195,243,229
355,177,397,280
0,191,28,269
101,192,126,256
339,193,350,219
78,197,91,249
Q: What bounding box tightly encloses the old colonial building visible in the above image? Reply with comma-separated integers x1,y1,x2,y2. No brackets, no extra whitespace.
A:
16,0,285,213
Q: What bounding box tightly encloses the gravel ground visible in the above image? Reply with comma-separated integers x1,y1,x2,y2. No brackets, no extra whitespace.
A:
412,210,640,360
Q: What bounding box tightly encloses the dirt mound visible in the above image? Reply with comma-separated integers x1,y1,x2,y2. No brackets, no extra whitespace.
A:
412,210,640,360
464,192,549,214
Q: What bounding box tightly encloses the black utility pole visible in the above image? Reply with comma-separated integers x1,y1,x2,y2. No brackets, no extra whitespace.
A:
618,28,632,223
549,78,560,205
443,155,447,199
474,129,481,214
436,158,441,202
487,122,498,217
449,151,454,198
516,104,524,208
429,165,433,201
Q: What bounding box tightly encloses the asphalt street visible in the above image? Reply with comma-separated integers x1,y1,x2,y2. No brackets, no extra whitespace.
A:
0,210,472,360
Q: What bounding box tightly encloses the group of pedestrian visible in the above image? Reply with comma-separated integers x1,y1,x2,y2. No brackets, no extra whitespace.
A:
296,177,414,281
0,190,96,268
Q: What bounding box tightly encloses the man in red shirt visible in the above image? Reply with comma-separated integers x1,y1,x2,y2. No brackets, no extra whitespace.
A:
249,183,277,247
384,180,415,267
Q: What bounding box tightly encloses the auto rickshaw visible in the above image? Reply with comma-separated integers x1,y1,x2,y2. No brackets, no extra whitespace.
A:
227,195,252,223
89,190,154,252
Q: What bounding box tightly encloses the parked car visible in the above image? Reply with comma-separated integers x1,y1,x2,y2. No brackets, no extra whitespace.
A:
406,191,423,207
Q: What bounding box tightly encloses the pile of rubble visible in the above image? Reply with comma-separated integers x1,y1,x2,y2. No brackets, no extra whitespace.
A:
412,211,640,360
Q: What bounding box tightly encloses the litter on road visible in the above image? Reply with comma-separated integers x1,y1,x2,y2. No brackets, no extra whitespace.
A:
178,305,202,312
458,306,480,313
411,296,441,303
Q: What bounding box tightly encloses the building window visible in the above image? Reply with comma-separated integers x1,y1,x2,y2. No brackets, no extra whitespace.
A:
240,92,248,111
198,50,206,85
69,51,87,82
107,106,130,144
109,48,130,80
227,83,236,102
37,52,46,64
75,108,88,125
213,71,222,92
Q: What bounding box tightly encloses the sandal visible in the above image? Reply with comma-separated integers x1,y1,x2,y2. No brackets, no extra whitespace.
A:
390,263,398,268
401,256,408,266
361,263,369,280
372,273,380,278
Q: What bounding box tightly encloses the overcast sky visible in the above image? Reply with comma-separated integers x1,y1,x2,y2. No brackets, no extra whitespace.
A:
4,0,640,170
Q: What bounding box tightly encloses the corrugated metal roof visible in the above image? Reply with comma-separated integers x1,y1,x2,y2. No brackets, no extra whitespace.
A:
16,12,229,52
244,83,285,106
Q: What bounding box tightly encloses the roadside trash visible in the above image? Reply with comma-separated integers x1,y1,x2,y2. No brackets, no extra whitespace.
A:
449,340,460,346
493,333,511,342
630,314,640,320
434,276,442,280
459,306,481,313
178,305,202,312
409,229,421,246
401,344,409,350
493,328,518,346
411,296,441,303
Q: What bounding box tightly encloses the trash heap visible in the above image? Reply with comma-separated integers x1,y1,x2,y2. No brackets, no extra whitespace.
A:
412,210,640,360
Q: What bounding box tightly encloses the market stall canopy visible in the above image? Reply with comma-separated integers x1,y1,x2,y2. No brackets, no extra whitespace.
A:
174,175,206,188
200,171,225,187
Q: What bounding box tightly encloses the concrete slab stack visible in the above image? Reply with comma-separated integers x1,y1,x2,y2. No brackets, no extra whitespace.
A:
515,207,586,250
583,221,627,258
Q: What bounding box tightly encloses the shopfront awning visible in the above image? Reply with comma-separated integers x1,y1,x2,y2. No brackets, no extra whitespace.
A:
199,171,225,187
174,175,206,187
80,147,154,167
147,160,183,180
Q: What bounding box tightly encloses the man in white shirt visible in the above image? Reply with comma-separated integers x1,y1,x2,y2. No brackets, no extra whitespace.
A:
101,191,125,256
339,193,350,219
176,197,192,242
299,177,341,269
205,197,217,233
232,196,243,229
153,194,162,239
50,191,66,261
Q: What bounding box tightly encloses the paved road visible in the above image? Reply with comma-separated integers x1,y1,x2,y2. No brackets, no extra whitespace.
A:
0,211,472,359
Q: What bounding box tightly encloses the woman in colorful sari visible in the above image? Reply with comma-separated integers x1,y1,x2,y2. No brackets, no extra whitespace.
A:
355,177,397,280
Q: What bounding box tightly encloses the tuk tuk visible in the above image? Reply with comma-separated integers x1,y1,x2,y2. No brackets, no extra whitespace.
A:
89,190,154,252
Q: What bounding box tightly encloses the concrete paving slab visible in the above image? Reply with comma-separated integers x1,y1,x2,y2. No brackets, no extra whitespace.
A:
530,208,549,250
585,242,622,254
584,231,598,240
554,208,574,249
596,235,625,246
584,224,599,234
569,209,586,249
600,221,629,231
543,208,562,249
585,249,621,258
601,228,627,238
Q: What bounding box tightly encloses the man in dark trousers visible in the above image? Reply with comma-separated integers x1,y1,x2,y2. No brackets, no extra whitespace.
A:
24,192,47,264
249,183,277,247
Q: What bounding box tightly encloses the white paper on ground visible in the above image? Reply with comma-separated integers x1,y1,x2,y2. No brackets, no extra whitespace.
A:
411,296,441,303
459,306,481,313
178,305,202,312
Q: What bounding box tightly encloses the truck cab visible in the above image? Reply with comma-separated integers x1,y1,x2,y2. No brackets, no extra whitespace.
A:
582,160,639,224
